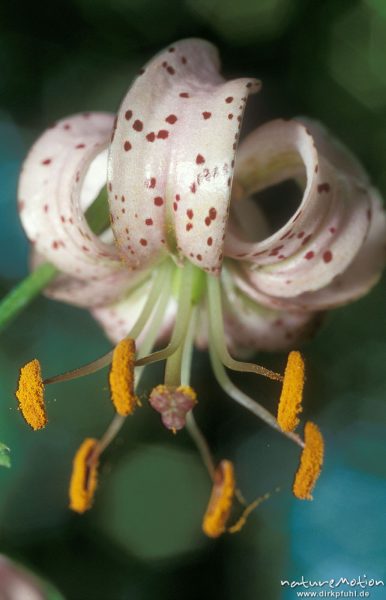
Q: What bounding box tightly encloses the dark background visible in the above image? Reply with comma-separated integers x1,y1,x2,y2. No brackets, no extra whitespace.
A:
0,1,385,599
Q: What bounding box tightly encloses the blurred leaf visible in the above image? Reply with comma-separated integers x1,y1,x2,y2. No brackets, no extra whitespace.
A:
0,442,10,468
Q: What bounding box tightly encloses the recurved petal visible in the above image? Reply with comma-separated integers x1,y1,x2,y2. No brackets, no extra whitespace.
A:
108,38,260,274
221,280,317,355
31,248,146,308
226,119,375,297
284,188,386,310
18,112,124,280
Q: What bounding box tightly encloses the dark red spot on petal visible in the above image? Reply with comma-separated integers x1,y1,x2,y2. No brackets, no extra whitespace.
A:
157,130,169,139
173,202,178,211
196,254,202,261
133,120,143,132
149,177,156,188
228,113,233,120
175,194,180,201
323,250,333,263
207,237,213,246
145,218,153,226
209,207,217,220
75,143,85,149
140,238,148,246
302,234,312,246
179,92,189,98
167,66,175,75
146,132,155,142
317,183,330,193
125,110,133,120
280,230,292,240
190,183,196,193
304,251,314,260
154,196,164,206
41,159,51,165
196,154,205,164
187,209,194,219
186,223,193,231
124,141,132,151
225,96,234,103
166,114,177,124
202,111,211,119
269,245,284,256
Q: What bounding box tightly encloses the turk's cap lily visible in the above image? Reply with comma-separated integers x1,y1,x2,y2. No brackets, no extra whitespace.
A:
13,38,386,536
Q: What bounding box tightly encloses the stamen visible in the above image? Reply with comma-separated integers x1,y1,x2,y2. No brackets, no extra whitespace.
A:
15,359,47,430
277,351,305,432
208,336,304,448
202,460,235,538
69,438,100,513
109,338,140,416
185,412,216,480
149,384,197,432
44,260,172,386
95,271,174,456
228,492,271,534
206,274,283,382
293,421,324,500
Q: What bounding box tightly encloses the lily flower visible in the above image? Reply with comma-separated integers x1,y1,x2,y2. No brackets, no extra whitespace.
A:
14,39,386,535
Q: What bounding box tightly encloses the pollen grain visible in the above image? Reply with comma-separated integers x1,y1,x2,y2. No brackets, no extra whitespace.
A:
69,438,99,513
293,421,324,500
109,338,139,416
15,359,47,430
202,460,235,538
277,350,305,432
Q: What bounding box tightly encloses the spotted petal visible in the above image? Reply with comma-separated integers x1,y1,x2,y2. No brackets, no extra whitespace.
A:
108,38,260,274
226,119,375,300
18,113,123,280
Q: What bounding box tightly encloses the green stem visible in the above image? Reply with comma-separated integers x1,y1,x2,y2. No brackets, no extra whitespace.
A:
0,186,110,332
0,263,58,333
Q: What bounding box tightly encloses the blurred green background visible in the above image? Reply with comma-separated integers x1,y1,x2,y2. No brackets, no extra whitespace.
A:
1,0,386,598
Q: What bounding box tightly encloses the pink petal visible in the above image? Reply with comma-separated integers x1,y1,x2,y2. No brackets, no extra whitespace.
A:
194,277,318,355
108,38,260,273
18,113,124,280
232,190,386,311
91,282,177,345
226,118,375,297
31,249,147,308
